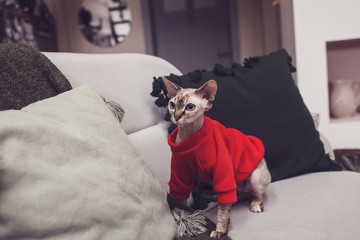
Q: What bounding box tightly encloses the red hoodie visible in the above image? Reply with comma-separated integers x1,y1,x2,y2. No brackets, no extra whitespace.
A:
168,116,264,204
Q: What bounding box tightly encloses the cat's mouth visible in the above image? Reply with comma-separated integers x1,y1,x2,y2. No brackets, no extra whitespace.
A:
171,116,186,126
174,111,185,122
171,111,186,125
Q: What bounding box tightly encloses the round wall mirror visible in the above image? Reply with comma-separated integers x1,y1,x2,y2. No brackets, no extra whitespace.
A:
78,0,132,47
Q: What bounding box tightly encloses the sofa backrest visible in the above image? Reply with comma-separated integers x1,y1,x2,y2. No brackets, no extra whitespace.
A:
43,52,181,134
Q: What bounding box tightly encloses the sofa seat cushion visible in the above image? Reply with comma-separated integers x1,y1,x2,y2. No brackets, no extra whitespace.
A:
0,85,175,240
127,121,172,192
203,171,360,240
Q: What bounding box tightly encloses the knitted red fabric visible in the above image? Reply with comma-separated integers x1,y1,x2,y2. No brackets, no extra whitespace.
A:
168,116,264,204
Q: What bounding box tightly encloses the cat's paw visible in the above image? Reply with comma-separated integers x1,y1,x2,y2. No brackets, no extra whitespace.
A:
210,230,227,238
250,202,264,213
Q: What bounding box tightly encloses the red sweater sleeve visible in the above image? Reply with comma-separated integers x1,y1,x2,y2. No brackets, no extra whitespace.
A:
211,130,238,204
168,156,194,200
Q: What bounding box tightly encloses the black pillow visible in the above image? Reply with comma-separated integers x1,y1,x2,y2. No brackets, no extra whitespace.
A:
151,49,341,182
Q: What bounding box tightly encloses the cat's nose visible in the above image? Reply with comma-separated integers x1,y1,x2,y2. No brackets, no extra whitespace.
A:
174,111,184,121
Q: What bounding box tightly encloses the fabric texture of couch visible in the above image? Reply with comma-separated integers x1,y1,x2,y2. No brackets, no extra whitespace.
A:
1,44,360,240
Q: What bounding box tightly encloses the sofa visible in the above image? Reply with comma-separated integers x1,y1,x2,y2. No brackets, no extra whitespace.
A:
1,45,360,240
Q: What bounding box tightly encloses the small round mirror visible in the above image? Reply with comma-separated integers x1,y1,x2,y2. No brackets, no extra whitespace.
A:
78,0,132,47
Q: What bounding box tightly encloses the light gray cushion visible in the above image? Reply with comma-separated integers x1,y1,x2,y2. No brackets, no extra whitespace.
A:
0,85,175,240
203,171,360,240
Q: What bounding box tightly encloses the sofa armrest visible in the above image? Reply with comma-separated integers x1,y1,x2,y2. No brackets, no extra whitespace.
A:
43,52,182,135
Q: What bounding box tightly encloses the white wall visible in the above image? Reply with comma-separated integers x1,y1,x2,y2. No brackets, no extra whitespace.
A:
293,0,360,148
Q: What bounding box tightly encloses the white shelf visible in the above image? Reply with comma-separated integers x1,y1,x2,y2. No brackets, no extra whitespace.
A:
330,113,360,123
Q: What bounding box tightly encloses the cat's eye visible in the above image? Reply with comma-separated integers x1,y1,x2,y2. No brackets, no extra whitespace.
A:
185,103,196,111
169,101,176,109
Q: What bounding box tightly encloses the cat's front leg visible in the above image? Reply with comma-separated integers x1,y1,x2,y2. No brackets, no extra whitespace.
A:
210,203,232,238
179,199,187,206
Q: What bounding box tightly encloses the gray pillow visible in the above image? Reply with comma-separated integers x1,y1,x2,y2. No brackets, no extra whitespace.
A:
0,85,175,240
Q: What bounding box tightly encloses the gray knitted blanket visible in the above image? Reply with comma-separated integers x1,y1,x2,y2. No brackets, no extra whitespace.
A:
0,43,72,110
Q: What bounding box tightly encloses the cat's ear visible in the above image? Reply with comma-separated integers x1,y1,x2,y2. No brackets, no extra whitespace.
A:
195,80,217,102
162,77,182,99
